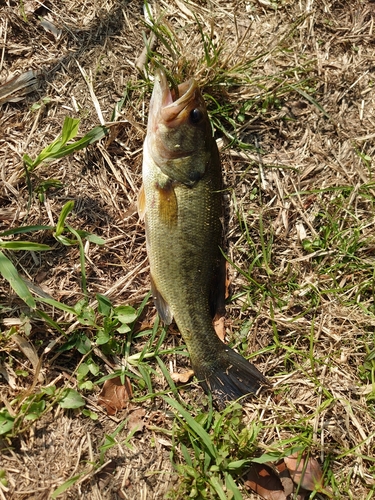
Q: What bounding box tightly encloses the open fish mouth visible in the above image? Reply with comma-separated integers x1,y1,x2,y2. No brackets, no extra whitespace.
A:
153,69,199,123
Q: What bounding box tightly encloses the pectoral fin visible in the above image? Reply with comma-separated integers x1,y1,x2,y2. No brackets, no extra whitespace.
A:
137,184,146,220
156,181,178,227
150,275,173,325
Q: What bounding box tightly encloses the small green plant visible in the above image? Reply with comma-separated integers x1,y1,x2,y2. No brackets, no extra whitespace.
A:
0,199,105,307
0,469,7,489
0,246,50,309
0,383,86,437
23,117,107,173
167,398,259,499
359,349,375,385
34,178,63,203
0,115,108,310
0,292,141,438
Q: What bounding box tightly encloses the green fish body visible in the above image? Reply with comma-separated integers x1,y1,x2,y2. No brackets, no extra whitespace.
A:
139,70,267,408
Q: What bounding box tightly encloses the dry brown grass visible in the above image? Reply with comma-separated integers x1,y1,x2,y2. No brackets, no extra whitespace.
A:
1,0,375,498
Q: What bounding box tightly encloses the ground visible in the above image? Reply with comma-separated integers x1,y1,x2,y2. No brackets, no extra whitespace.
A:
0,0,375,499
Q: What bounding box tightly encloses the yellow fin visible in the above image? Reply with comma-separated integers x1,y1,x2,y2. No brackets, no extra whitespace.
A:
137,184,146,220
156,182,178,227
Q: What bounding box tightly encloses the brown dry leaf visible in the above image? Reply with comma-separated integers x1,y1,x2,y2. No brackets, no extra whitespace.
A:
284,453,323,492
97,376,132,415
0,364,17,390
174,0,195,19
12,334,39,371
39,19,62,40
127,408,146,433
0,208,26,222
213,315,225,341
275,460,294,497
244,463,287,500
0,70,40,104
170,369,195,384
95,459,117,490
23,0,39,12
12,333,44,385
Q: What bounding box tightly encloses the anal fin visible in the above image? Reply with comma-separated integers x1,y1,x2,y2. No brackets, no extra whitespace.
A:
150,275,173,325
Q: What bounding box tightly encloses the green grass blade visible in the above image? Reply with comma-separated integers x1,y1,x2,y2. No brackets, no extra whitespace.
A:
0,242,51,251
156,356,179,396
22,160,33,212
137,363,153,394
55,201,75,237
24,121,108,171
54,235,78,246
288,84,331,120
35,309,66,335
225,473,243,500
60,117,80,145
0,251,35,309
180,443,193,467
78,231,105,245
51,474,82,498
36,296,76,315
0,225,54,236
66,225,87,297
48,125,108,160
163,396,217,459
209,476,227,500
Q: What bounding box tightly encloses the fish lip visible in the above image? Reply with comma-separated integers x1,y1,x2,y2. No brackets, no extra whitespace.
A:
154,69,198,123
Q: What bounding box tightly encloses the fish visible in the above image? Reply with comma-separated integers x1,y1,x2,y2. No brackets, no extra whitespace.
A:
139,69,268,409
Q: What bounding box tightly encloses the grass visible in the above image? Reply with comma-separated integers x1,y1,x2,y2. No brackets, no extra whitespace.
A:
1,0,375,498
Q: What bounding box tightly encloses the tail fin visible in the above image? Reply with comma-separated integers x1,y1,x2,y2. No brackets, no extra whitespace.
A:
193,347,268,410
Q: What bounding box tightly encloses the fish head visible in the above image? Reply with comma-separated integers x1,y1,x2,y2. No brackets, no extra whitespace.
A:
146,69,215,186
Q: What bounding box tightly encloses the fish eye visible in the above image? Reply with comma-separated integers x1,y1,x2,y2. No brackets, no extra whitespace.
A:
189,108,203,124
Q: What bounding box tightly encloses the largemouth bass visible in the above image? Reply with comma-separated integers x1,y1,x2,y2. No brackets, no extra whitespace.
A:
139,69,267,408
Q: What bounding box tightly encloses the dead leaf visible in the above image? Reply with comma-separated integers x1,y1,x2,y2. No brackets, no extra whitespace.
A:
0,364,17,389
95,459,116,489
213,315,225,341
284,453,323,492
244,463,287,500
97,376,132,415
40,19,62,40
170,369,195,384
296,222,307,242
127,408,146,433
12,334,40,372
174,0,195,19
275,460,294,497
0,208,26,222
0,70,40,104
